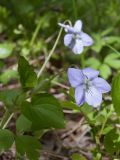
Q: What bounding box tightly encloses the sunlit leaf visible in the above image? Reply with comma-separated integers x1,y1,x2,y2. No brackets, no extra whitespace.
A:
92,34,105,53
0,69,18,84
71,153,87,160
99,64,111,79
85,57,101,69
104,53,120,69
0,43,14,59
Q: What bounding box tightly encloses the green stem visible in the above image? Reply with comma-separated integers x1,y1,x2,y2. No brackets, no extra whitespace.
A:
72,0,77,19
80,106,102,153
95,135,101,152
106,44,120,55
98,116,108,137
37,27,63,78
37,19,71,79
0,110,14,129
98,106,113,137
2,113,14,129
80,53,85,68
30,19,42,47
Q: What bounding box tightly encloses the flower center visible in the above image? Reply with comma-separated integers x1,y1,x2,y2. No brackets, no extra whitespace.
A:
73,33,81,40
84,77,91,91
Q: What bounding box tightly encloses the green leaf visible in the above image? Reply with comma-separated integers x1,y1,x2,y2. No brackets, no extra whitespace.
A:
0,89,25,109
22,93,65,130
80,104,95,124
0,129,14,151
0,89,19,107
104,53,120,69
101,28,113,36
111,73,120,115
104,36,120,44
0,60,4,68
104,129,120,154
71,153,87,160
68,87,75,101
18,56,37,89
16,115,32,132
102,126,113,135
60,101,81,111
99,64,111,79
80,103,94,115
85,57,101,69
92,34,105,53
95,108,107,125
36,77,51,92
0,43,14,59
0,69,18,84
15,135,40,160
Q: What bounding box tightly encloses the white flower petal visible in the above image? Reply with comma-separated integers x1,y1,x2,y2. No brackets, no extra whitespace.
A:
58,23,74,33
85,86,102,108
75,85,85,106
82,68,99,80
67,68,84,88
92,78,111,93
81,32,93,46
72,39,84,54
64,34,73,46
74,20,82,33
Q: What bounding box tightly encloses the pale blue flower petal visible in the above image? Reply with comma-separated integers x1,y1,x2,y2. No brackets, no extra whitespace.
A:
58,23,74,33
92,78,111,93
72,39,84,54
64,34,73,46
82,68,99,80
59,20,94,54
85,86,102,107
67,67,111,108
81,32,94,46
74,20,82,33
75,85,85,106
69,38,75,50
67,68,84,87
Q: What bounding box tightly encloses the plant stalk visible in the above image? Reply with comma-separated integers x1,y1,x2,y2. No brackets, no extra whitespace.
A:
0,110,14,129
37,27,63,78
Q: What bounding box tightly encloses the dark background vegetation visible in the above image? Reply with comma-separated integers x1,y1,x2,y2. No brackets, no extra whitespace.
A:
0,0,120,85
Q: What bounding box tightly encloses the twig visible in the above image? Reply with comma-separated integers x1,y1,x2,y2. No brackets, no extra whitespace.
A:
52,81,70,90
61,117,85,139
40,150,69,160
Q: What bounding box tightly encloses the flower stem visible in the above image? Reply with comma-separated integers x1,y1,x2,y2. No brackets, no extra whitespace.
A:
98,106,113,137
2,113,14,129
37,27,63,78
37,19,71,78
72,0,78,19
80,53,85,68
98,116,108,137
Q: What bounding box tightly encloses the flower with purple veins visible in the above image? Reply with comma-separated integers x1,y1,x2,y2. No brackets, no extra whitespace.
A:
67,67,111,108
58,20,93,54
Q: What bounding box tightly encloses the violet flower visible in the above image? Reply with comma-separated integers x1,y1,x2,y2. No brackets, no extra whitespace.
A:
68,67,111,107
58,20,93,54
